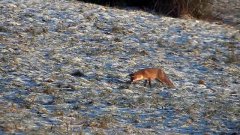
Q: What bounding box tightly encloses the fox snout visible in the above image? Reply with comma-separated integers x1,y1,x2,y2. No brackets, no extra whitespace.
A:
129,73,143,84
129,74,134,83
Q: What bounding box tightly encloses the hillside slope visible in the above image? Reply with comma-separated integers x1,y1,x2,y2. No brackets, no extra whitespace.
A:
0,0,239,134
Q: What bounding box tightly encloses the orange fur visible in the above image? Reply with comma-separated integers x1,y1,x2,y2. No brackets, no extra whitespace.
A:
129,68,175,88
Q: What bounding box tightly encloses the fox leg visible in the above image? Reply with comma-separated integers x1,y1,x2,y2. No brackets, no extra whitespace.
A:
144,80,148,87
148,79,152,88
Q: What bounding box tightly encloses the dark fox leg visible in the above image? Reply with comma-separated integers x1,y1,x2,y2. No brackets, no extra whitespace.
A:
148,79,152,88
144,80,148,87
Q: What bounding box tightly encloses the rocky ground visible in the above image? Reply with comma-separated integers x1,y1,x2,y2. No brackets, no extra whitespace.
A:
0,0,239,134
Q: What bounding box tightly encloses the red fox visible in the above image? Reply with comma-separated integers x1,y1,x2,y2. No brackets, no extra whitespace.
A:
129,68,175,88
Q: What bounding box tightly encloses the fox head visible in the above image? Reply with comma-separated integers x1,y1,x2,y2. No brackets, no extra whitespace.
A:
129,73,143,83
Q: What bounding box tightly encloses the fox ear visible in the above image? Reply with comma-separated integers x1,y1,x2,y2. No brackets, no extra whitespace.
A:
129,73,133,77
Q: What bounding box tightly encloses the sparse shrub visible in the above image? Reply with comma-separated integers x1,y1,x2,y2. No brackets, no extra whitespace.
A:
83,114,115,129
113,37,122,42
111,25,125,34
225,42,239,64
153,0,212,18
79,0,212,18
43,87,56,95
0,26,9,32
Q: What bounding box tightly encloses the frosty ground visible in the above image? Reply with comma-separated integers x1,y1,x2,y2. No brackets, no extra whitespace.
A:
0,0,239,134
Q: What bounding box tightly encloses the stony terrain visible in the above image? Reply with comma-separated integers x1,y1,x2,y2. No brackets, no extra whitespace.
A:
0,0,239,134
